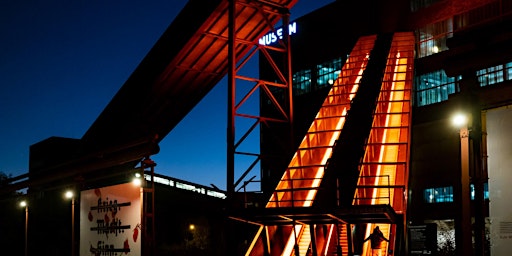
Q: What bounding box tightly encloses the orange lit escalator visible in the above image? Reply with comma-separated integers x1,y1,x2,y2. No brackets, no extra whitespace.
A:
246,35,377,256
243,32,414,256
354,32,414,256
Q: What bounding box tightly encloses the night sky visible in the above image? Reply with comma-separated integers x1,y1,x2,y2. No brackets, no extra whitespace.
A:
0,0,334,190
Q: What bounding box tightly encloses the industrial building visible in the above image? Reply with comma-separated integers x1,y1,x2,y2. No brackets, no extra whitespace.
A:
2,0,512,255
251,0,511,255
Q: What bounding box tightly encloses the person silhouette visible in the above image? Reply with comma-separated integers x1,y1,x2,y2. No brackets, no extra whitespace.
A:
364,226,389,256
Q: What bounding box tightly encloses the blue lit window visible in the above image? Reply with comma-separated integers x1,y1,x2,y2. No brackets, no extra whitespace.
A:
477,64,504,87
471,183,489,200
292,57,345,96
316,58,343,90
506,62,512,80
475,61,512,87
424,186,453,203
292,69,311,96
414,70,458,106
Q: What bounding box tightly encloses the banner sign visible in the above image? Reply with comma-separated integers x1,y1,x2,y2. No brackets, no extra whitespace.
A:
80,183,141,256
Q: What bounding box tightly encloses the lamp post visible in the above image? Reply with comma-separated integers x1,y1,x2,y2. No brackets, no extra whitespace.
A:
65,190,75,256
20,200,28,256
452,113,472,256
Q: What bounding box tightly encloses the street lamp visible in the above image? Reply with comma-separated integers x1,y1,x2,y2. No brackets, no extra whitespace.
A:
452,113,467,127
19,200,28,256
65,190,75,256
133,173,142,187
452,113,472,255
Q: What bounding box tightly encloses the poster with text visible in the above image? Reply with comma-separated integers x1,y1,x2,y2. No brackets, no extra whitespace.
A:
80,182,141,256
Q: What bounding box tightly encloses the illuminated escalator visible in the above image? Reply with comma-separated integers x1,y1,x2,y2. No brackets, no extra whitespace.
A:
245,32,414,256
355,32,414,256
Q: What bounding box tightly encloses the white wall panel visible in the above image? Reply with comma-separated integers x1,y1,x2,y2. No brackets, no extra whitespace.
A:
486,106,512,255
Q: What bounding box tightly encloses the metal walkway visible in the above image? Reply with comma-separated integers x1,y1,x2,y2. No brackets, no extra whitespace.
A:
233,32,414,256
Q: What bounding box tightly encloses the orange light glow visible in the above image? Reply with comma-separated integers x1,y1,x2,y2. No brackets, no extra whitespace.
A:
272,36,375,256
324,224,335,256
268,42,373,209
360,33,414,256
248,33,414,256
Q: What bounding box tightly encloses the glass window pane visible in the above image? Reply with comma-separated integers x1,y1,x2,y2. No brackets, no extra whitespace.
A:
424,186,454,203
415,70,457,106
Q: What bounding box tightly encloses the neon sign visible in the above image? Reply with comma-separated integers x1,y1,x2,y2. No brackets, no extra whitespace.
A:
259,22,297,46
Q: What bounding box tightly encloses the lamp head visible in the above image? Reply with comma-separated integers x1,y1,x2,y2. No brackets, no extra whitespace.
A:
452,113,468,128
133,173,142,187
65,190,74,199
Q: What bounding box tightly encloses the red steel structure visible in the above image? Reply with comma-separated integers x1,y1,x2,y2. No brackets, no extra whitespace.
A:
238,32,414,256
1,1,299,255
3,1,416,254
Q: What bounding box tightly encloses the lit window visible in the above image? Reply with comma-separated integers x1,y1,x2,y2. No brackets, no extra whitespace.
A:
477,64,505,87
506,62,512,80
292,69,311,96
424,186,453,203
470,183,489,200
414,70,458,106
416,18,452,58
316,58,343,90
291,57,345,96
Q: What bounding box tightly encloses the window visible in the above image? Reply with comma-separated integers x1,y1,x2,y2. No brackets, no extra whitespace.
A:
292,69,311,96
507,62,512,81
414,70,458,106
415,62,512,107
410,0,443,12
292,57,345,96
416,19,453,58
415,1,508,59
471,183,489,200
424,186,454,203
477,64,505,87
316,57,343,90
424,183,489,203
453,1,502,30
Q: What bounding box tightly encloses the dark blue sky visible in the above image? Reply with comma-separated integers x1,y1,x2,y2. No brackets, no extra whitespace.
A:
0,0,334,190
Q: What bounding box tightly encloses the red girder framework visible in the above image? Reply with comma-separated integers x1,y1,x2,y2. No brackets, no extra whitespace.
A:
226,0,295,201
225,2,295,255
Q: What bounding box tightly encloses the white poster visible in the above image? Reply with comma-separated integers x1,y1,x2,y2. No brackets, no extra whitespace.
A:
80,182,142,256
486,106,512,255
